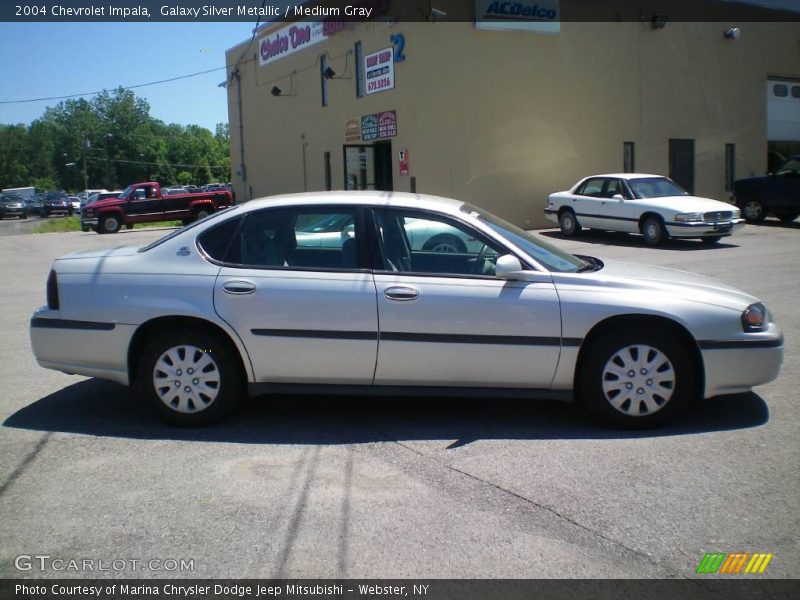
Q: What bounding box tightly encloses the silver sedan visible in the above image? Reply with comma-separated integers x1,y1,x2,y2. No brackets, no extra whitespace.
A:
30,192,783,428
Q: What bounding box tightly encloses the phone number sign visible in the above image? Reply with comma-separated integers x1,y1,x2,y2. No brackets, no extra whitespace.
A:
365,46,395,95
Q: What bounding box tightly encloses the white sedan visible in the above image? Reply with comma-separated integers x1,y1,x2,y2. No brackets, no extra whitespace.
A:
30,192,782,428
545,174,745,245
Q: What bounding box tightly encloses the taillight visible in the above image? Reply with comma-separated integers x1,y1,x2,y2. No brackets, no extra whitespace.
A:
46,269,59,310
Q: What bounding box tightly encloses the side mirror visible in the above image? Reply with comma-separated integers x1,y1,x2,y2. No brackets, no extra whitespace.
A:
495,254,524,280
612,194,624,201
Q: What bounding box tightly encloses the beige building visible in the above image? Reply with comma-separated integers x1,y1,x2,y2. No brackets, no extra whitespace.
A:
225,0,800,228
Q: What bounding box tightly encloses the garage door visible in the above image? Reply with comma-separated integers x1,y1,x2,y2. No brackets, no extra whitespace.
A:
767,78,800,141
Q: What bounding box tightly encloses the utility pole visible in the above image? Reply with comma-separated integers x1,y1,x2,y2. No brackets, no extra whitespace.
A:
82,133,88,192
104,133,113,189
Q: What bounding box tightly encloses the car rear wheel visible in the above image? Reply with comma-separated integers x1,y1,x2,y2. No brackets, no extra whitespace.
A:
558,209,581,237
580,330,693,428
138,330,243,426
741,198,766,223
99,214,121,234
641,216,667,246
423,233,467,253
193,208,211,222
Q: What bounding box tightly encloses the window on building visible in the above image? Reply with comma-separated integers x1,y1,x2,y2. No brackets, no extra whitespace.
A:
773,84,788,97
623,142,635,173
725,144,736,191
324,152,332,191
320,54,329,107
355,41,364,98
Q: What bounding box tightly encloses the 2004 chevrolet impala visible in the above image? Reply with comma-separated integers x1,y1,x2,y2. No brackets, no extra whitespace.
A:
30,192,784,427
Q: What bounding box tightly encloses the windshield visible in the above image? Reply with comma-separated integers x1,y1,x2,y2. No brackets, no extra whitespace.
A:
461,204,588,273
626,177,689,199
138,205,242,253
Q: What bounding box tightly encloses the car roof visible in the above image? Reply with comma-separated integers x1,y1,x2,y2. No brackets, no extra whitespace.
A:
242,191,466,214
583,173,665,180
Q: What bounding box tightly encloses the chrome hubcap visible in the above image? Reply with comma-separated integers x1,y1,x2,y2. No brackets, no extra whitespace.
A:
601,344,675,416
430,242,459,253
561,214,574,232
104,218,118,231
743,201,762,219
153,345,220,414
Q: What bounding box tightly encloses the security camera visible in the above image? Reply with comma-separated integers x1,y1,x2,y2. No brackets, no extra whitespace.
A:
724,27,741,40
429,7,447,19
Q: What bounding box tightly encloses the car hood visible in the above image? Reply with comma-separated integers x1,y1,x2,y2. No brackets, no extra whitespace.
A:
59,246,141,260
634,195,736,214
85,197,122,209
574,259,759,311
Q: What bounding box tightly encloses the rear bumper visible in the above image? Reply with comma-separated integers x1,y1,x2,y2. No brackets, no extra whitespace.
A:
30,309,134,386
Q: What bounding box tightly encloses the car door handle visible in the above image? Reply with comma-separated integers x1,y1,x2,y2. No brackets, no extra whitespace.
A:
222,280,256,295
384,286,419,301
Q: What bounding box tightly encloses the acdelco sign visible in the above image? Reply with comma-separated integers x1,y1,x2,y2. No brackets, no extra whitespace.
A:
475,0,560,33
259,22,325,67
483,1,557,20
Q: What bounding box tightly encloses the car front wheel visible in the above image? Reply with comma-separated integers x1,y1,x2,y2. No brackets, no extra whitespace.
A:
138,330,243,426
641,216,667,246
580,330,693,428
741,199,766,223
99,214,121,234
558,209,581,237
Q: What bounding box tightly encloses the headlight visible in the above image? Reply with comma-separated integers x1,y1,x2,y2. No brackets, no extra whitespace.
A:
84,210,93,217
732,208,741,219
675,212,704,222
742,302,769,332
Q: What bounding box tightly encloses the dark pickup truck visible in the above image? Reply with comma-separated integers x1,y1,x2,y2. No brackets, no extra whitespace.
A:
81,181,233,234
733,156,800,223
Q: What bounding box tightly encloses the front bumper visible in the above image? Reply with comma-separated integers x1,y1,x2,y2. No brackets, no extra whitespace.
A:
81,217,99,227
701,325,784,398
666,218,745,238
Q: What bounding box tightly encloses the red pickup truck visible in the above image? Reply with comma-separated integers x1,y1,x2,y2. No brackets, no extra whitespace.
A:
80,181,233,234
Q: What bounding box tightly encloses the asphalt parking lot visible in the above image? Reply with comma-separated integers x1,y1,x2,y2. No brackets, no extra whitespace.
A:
0,221,798,579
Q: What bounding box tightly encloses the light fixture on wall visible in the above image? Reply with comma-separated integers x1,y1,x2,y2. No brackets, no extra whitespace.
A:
270,86,282,97
651,15,668,29
724,27,741,40
323,66,336,80
270,71,297,97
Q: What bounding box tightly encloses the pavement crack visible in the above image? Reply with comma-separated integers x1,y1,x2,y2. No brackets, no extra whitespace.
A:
389,438,688,579
0,432,51,498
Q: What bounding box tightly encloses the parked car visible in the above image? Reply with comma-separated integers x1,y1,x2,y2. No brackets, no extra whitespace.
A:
68,196,81,214
81,181,232,234
733,155,800,223
30,192,783,428
0,193,28,219
25,194,44,216
545,174,744,245
40,191,73,217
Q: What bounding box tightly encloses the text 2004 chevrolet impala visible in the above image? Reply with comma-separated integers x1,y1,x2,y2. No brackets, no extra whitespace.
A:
30,192,783,428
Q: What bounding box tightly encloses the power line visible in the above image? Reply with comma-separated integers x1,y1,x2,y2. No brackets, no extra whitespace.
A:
0,66,227,105
85,156,229,170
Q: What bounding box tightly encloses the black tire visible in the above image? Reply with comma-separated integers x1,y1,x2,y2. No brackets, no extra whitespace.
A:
776,211,799,224
580,330,694,429
740,198,766,223
81,225,89,232
40,210,48,218
20,214,28,220
137,329,243,426
700,236,722,245
641,215,667,246
193,208,211,222
99,214,121,234
423,233,467,253
125,223,134,230
558,209,581,237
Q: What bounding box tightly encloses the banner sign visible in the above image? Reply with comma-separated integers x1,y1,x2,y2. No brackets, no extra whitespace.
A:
345,118,362,143
259,21,325,67
365,47,395,95
475,0,560,34
360,111,397,141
